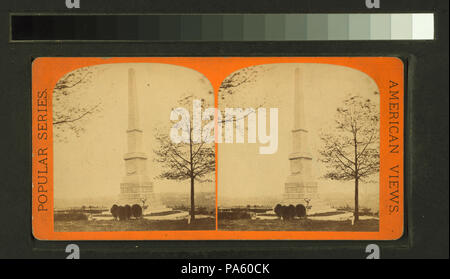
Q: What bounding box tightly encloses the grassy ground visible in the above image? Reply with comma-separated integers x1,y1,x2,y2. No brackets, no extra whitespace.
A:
55,217,378,232
218,218,378,231
54,217,215,232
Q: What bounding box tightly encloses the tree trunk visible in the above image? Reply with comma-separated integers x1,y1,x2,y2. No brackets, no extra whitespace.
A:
190,176,195,222
189,123,195,222
353,127,359,223
354,177,359,223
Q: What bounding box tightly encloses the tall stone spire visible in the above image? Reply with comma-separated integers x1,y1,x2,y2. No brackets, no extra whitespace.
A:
125,68,145,157
294,67,305,131
118,68,170,213
282,68,336,215
128,68,140,131
291,67,312,162
119,68,153,206
284,68,317,204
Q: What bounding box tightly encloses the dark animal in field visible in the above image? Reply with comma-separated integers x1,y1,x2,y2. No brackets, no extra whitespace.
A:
124,204,132,220
110,204,119,220
274,204,283,219
117,206,127,221
295,204,307,218
280,205,296,220
131,204,143,218
287,205,297,220
280,206,289,220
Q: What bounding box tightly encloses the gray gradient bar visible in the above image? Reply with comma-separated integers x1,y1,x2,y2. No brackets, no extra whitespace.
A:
243,14,265,41
201,15,223,41
11,14,434,41
265,14,285,40
349,14,371,40
370,14,391,40
285,14,307,40
180,15,202,40
222,15,243,41
306,14,328,40
391,14,413,40
327,14,349,40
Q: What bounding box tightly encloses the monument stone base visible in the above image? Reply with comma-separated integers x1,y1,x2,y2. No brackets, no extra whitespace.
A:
119,181,172,214
281,175,337,215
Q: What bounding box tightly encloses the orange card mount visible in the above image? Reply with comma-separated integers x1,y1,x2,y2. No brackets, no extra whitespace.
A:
32,57,404,240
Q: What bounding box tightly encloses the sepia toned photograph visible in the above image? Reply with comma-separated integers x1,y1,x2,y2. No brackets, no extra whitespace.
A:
52,62,380,232
53,63,216,232
32,57,403,240
217,63,380,231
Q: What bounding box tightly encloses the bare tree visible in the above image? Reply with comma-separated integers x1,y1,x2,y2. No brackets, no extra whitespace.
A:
219,66,263,100
319,95,379,222
152,66,267,221
218,65,274,128
52,67,102,140
153,96,215,222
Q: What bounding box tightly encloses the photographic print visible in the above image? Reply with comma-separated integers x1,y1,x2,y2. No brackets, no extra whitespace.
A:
218,64,380,231
32,57,404,240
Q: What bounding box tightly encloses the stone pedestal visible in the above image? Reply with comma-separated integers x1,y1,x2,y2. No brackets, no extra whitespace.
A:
119,177,169,214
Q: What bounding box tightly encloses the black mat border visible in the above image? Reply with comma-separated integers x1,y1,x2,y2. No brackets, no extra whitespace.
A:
0,0,448,259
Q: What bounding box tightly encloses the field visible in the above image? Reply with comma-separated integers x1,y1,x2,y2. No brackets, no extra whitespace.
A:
54,217,215,232
218,218,378,231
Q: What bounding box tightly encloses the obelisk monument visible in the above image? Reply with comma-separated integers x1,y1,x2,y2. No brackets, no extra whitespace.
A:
119,68,167,213
283,68,335,214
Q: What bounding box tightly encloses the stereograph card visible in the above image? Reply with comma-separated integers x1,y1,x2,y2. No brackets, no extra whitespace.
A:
32,57,404,241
